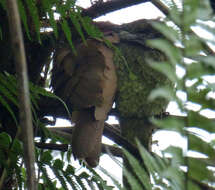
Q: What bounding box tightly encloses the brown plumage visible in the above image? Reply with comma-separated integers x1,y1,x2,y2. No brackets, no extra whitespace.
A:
51,37,117,167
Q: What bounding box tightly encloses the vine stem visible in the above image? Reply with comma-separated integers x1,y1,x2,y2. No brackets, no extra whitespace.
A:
6,0,37,190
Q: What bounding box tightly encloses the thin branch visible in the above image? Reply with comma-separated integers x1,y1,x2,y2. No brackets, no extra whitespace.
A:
6,1,36,190
151,0,168,15
35,141,215,169
35,142,123,157
35,142,69,152
102,144,123,157
48,123,141,160
82,0,151,19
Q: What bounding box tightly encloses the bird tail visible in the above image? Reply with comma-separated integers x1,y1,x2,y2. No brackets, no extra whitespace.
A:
71,109,104,167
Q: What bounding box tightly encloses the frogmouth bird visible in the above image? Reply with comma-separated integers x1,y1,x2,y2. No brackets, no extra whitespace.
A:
51,19,171,167
51,36,118,167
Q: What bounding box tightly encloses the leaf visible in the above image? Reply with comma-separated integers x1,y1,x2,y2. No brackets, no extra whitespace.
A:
15,165,24,189
188,157,214,182
79,172,90,179
17,0,31,39
151,21,180,43
164,146,184,167
66,147,72,163
147,38,181,65
0,132,12,149
40,165,57,190
136,140,162,173
53,159,64,170
188,111,215,133
79,15,103,39
183,0,199,29
30,83,72,120
123,169,143,190
187,88,215,110
25,0,41,42
40,151,52,164
11,138,23,155
41,0,58,38
0,0,6,10
122,148,152,189
148,60,178,83
75,175,88,190
98,167,124,190
0,94,18,126
61,18,76,54
186,62,213,79
0,73,17,97
150,116,185,132
70,12,86,45
148,86,176,102
184,34,203,56
162,167,185,189
189,133,215,159
197,0,213,20
187,180,201,190
196,55,215,69
50,165,69,190
65,164,75,175
0,84,18,106
62,170,79,190
167,0,182,26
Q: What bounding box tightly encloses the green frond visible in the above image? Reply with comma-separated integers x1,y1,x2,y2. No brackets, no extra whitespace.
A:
25,0,41,42
50,164,69,190
17,0,31,39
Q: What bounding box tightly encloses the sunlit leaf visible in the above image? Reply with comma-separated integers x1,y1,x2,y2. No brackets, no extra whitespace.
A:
189,133,215,159
151,21,180,43
188,111,215,133
148,86,176,102
148,60,178,83
147,38,181,65
188,157,215,182
150,116,185,132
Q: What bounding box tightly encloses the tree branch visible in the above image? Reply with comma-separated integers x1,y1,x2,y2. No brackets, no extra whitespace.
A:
6,1,36,190
35,142,123,157
35,142,69,152
35,141,215,167
82,0,151,19
47,123,141,160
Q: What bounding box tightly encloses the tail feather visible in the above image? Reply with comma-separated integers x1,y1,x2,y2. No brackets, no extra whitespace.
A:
71,110,104,167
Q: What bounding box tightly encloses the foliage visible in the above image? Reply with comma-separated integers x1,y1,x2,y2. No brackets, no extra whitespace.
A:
0,0,215,189
0,73,113,189
0,0,109,188
106,0,215,189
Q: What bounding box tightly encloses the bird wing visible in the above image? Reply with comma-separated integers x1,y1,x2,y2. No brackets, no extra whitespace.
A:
52,37,118,167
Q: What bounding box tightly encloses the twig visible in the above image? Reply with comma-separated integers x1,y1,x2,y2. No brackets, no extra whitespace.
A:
35,142,69,152
6,1,37,190
35,142,123,157
151,0,168,15
102,144,123,157
47,123,141,159
82,0,151,18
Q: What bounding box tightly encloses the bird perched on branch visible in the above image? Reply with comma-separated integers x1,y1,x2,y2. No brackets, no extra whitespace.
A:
51,19,171,167
51,34,118,167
